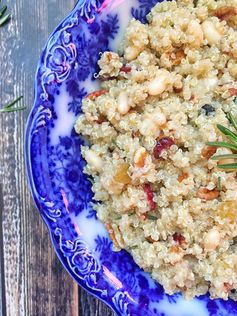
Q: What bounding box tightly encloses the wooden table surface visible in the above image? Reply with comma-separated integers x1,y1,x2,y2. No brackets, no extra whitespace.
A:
0,1,116,315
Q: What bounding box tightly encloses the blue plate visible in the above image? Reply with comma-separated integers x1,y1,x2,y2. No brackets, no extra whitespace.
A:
25,1,237,315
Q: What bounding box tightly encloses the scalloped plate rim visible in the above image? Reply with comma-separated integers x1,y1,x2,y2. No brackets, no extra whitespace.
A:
24,3,120,314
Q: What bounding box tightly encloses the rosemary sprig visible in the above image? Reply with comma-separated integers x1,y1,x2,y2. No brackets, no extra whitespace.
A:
216,124,237,143
206,112,237,169
0,2,10,27
0,96,26,113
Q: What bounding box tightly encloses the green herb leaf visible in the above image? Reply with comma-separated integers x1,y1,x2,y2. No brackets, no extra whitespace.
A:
211,154,237,160
0,106,26,113
227,112,237,133
4,95,23,108
0,5,7,18
217,163,237,170
217,177,222,191
0,12,10,27
206,141,237,152
0,96,26,113
147,214,158,220
216,124,237,143
0,2,10,27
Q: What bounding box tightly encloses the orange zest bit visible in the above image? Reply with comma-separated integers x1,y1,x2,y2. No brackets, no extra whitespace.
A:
172,50,185,66
178,173,189,183
86,89,108,101
170,245,182,254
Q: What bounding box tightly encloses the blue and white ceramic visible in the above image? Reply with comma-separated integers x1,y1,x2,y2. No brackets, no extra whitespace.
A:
25,1,237,315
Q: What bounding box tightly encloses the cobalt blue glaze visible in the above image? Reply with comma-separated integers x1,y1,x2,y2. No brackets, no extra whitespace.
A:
25,0,237,315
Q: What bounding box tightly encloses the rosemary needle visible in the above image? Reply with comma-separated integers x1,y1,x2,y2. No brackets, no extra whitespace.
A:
0,13,10,27
0,96,26,113
0,2,10,27
217,177,222,191
0,5,7,18
147,214,159,221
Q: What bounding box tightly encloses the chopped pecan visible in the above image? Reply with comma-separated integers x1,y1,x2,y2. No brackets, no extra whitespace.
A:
201,146,217,159
213,6,237,21
197,187,220,200
146,236,156,243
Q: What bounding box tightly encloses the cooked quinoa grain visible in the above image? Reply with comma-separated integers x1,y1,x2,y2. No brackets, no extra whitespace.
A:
75,0,237,301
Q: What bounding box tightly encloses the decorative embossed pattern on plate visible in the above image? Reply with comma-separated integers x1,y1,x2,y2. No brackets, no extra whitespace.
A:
25,0,237,315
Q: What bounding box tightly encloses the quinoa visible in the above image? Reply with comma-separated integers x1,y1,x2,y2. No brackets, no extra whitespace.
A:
75,0,237,301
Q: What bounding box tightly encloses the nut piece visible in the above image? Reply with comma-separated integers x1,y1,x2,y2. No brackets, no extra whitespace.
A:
105,223,125,248
148,74,169,96
118,92,130,115
204,228,220,251
196,187,219,200
213,6,237,21
202,20,222,45
201,146,217,159
84,150,103,172
172,50,185,66
152,110,167,126
125,46,141,61
229,88,237,97
134,147,147,168
139,119,157,137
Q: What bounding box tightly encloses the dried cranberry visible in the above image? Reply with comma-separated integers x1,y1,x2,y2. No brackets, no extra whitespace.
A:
173,233,186,245
143,184,156,210
153,137,174,159
120,66,132,73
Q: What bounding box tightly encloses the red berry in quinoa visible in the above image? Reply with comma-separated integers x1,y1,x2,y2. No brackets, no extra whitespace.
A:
143,184,156,210
120,65,132,73
173,233,186,245
153,137,174,159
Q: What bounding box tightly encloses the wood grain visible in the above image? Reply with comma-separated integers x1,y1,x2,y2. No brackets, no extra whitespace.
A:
0,0,116,315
